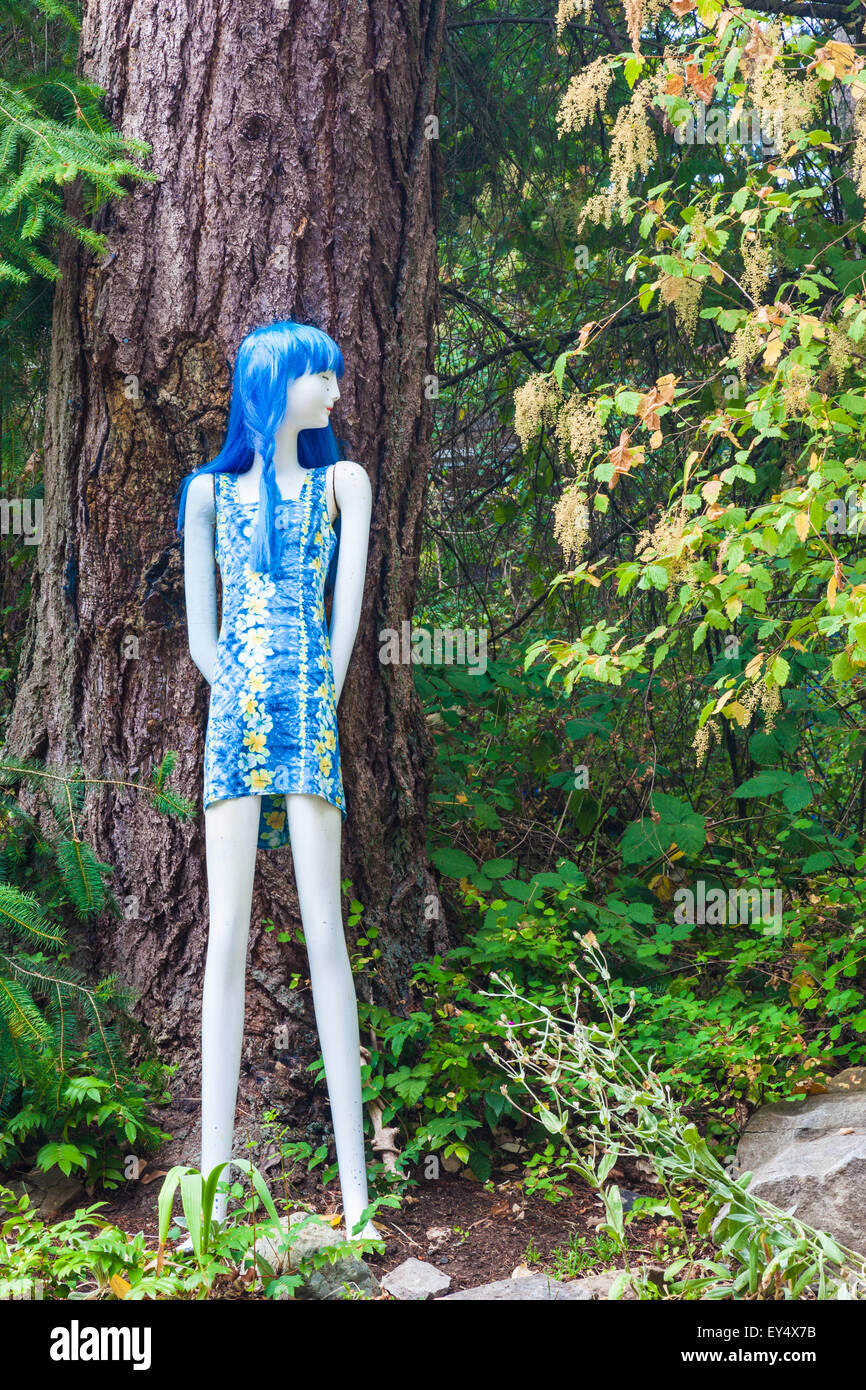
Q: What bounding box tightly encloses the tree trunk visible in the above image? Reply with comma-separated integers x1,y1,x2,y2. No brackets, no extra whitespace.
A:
4,0,447,1116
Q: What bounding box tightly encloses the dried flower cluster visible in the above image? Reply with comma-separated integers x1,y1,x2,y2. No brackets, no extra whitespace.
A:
740,678,782,731
575,192,615,233
693,718,722,766
555,394,606,468
624,0,646,54
555,0,594,32
557,57,614,136
741,232,774,304
853,97,866,203
781,364,812,416
636,506,692,583
513,374,560,448
746,58,817,146
730,315,764,383
553,482,592,564
824,326,858,386
610,89,656,208
660,274,702,342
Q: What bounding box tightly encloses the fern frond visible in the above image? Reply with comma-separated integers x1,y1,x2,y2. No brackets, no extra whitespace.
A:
0,973,52,1047
0,883,66,949
54,838,109,917
150,787,196,820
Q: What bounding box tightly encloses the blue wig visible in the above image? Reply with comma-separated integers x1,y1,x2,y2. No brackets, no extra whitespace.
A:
176,320,344,578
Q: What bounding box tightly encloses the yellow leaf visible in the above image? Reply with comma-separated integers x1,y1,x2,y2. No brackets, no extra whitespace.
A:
745,653,764,678
649,429,663,450
726,701,749,727
708,262,724,285
109,1274,131,1300
725,597,742,620
800,314,825,341
763,332,783,367
827,575,838,609
794,512,810,542
649,874,675,902
702,478,723,504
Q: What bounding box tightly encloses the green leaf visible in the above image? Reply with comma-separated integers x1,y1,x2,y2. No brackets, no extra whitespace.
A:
431,847,477,880
621,793,706,864
733,770,793,798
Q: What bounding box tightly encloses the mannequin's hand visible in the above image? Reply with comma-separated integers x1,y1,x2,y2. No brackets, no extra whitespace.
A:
329,462,371,705
184,474,219,687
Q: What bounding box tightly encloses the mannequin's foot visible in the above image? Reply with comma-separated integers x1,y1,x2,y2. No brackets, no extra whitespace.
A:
170,1213,225,1256
344,1218,385,1245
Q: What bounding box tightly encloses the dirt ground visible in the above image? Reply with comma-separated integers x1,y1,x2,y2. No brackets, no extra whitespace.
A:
67,1095,676,1295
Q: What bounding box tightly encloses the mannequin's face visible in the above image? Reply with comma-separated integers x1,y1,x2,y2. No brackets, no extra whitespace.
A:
281,368,340,431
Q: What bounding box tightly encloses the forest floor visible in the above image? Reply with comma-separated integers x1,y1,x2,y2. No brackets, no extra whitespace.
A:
70,1094,690,1296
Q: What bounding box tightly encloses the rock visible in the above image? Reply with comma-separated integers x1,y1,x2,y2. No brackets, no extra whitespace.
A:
741,1134,866,1255
736,1089,866,1172
734,1071,866,1256
440,1273,593,1301
381,1258,451,1300
569,1270,638,1300
18,1169,85,1221
425,1225,450,1253
254,1212,380,1300
827,1067,866,1093
615,1187,644,1213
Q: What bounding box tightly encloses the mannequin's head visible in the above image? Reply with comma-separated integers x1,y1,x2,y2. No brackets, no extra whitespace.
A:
177,320,345,574
233,320,343,446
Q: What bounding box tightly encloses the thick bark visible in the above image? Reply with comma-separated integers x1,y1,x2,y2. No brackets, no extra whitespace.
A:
5,0,447,1103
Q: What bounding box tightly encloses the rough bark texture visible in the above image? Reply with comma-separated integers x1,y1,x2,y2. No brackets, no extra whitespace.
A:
5,0,447,1107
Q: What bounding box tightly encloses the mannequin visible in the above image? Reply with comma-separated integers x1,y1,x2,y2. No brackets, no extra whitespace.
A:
178,321,376,1240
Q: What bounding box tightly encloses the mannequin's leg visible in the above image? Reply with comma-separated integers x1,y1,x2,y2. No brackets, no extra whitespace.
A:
201,795,261,1224
285,793,373,1237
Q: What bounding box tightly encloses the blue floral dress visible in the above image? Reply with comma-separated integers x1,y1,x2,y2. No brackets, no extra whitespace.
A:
202,465,345,850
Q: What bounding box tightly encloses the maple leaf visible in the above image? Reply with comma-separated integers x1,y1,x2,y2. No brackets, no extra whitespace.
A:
636,373,678,431
807,40,862,80
702,478,723,504
685,62,716,104
577,321,598,352
607,430,645,488
828,557,845,611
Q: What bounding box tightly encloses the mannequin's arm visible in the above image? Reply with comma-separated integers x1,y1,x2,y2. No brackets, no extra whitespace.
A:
183,473,219,685
329,461,372,705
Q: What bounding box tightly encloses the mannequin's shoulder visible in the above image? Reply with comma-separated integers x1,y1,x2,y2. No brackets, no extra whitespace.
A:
331,460,371,510
186,471,216,520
